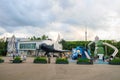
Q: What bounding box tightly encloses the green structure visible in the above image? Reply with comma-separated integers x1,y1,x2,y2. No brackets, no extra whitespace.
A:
88,36,118,60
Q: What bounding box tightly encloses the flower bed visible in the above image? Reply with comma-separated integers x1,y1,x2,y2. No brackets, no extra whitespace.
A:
33,57,47,64
56,58,69,64
13,56,22,63
77,58,93,64
109,59,120,65
0,57,4,63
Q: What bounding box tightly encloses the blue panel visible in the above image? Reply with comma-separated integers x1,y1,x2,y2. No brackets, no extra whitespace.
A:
71,46,91,60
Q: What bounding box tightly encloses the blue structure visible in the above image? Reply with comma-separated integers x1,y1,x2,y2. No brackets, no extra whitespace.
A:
71,46,91,60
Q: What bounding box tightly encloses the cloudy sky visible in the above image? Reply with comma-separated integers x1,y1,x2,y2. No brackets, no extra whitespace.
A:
0,0,120,41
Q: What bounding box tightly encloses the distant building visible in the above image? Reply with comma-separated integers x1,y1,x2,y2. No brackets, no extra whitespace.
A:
7,35,62,56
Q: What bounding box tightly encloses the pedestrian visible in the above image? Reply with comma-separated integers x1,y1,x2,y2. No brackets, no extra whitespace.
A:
103,56,105,62
23,55,27,61
109,56,113,61
13,53,15,59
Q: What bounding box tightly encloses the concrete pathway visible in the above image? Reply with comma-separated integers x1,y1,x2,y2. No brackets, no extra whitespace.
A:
0,57,120,80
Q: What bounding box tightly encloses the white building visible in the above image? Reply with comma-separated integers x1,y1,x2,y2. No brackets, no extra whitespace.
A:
7,35,62,56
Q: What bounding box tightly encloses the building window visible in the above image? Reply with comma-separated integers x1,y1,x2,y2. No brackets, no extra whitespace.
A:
20,43,36,49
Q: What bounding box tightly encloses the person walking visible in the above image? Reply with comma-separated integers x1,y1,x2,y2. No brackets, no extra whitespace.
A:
103,56,105,62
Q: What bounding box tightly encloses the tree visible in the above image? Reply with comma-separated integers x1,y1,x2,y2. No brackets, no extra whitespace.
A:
0,39,7,56
29,35,48,40
41,35,48,40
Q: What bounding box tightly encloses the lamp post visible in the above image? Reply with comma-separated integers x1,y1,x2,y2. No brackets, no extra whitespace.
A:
85,26,87,48
105,40,107,56
85,26,87,41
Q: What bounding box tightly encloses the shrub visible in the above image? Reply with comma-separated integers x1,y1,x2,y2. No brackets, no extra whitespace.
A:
109,58,120,65
33,57,47,63
77,58,93,64
13,56,22,63
0,57,4,63
56,58,69,64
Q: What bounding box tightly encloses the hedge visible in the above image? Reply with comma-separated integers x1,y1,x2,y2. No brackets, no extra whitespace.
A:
56,58,69,64
0,57,4,63
33,57,47,64
77,58,93,64
109,59,120,65
13,56,22,63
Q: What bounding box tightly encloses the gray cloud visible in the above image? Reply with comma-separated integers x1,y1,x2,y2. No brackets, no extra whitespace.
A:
0,0,120,40
0,0,55,27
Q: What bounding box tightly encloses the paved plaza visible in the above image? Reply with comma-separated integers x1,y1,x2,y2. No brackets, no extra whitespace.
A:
0,57,120,80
